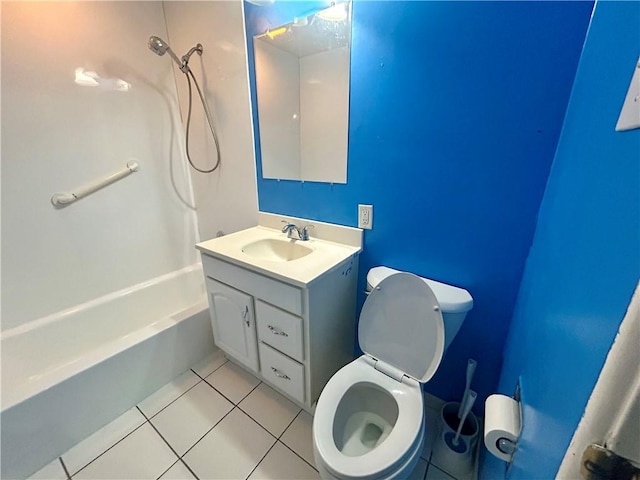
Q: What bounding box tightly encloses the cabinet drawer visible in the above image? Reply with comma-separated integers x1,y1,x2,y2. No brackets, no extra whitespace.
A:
256,300,304,362
259,342,305,403
202,254,303,316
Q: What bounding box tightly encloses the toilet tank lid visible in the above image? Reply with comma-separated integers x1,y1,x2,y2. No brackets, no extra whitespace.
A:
367,266,473,314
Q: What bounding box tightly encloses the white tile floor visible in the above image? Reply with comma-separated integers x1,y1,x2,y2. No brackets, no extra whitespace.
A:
29,351,477,480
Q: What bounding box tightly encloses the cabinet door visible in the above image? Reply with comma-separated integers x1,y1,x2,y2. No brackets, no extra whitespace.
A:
206,277,259,372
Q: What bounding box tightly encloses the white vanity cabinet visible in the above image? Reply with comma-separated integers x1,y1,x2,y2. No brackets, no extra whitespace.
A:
200,252,359,411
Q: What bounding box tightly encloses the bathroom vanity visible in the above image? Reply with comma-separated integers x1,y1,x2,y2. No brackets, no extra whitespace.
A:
196,213,362,411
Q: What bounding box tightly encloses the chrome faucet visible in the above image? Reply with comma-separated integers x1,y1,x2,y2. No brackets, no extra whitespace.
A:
281,221,314,241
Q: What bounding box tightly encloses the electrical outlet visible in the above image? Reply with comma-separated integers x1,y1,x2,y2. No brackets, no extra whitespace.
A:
358,204,373,229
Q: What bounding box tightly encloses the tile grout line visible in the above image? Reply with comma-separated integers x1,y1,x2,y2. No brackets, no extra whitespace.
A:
155,458,181,480
178,458,200,480
421,445,433,463
277,438,319,473
423,462,431,480
54,359,280,480
66,412,149,478
277,409,319,472
67,362,224,478
136,406,201,480
189,357,228,381
241,406,319,474
276,408,302,441
276,409,318,471
175,401,275,478
201,375,262,408
245,432,278,480
144,370,213,421
244,441,278,480
148,361,306,479
227,400,285,479
192,361,313,476
175,392,290,480
233,398,299,442
142,358,231,423
429,463,457,480
58,457,71,480
177,404,241,460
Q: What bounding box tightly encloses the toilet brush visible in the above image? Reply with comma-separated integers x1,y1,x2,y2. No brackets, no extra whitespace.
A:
458,359,477,419
445,390,477,453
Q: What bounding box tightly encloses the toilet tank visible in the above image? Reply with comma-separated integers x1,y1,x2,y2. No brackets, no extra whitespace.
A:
366,266,473,349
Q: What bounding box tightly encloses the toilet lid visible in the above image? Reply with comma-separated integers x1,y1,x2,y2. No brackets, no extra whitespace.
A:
359,272,444,383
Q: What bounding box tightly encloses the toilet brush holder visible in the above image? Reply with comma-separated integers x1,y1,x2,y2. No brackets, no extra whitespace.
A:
432,402,479,478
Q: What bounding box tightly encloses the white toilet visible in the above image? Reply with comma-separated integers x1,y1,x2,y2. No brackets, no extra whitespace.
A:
312,266,473,480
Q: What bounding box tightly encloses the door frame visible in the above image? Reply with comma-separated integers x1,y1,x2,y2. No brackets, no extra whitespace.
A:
557,281,640,478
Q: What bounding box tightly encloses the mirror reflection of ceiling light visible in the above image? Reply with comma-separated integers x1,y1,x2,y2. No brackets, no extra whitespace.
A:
317,3,348,22
74,67,131,92
266,26,288,39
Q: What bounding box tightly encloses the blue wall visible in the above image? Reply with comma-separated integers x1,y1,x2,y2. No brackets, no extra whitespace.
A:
483,1,640,478
244,1,593,405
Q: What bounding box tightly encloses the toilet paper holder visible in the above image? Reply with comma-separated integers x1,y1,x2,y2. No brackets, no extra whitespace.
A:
496,437,517,456
484,393,522,463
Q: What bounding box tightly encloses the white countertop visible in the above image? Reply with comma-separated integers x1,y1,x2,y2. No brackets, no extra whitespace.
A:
196,215,362,287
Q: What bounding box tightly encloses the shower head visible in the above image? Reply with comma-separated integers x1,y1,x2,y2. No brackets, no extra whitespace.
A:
148,36,203,73
148,36,183,69
148,36,171,56
147,36,163,55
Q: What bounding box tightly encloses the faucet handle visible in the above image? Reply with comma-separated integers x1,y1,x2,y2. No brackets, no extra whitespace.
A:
300,224,314,241
281,220,296,233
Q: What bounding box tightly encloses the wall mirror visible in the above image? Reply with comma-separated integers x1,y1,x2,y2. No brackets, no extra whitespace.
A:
253,2,351,184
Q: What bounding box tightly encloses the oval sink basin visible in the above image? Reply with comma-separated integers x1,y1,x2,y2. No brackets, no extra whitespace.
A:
242,238,313,262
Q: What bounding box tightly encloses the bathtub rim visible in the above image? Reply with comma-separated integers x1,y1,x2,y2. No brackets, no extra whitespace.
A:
0,263,204,342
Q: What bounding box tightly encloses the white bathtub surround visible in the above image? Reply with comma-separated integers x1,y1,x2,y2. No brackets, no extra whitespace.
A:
1,1,200,332
162,1,259,240
2,1,258,478
27,358,455,480
1,266,214,479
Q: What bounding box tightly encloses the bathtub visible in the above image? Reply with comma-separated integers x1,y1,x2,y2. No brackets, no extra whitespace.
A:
1,264,215,479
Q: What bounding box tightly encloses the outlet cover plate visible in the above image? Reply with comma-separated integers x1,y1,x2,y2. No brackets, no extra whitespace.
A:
616,57,640,132
358,204,373,229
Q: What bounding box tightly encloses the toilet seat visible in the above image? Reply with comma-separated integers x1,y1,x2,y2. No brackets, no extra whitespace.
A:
313,356,424,480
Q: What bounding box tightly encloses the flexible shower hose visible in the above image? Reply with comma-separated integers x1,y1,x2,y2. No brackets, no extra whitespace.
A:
183,66,221,174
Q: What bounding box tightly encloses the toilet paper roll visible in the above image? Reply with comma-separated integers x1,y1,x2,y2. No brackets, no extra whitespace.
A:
484,394,522,462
